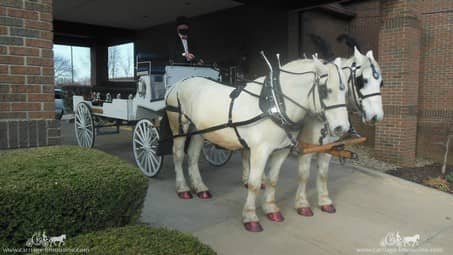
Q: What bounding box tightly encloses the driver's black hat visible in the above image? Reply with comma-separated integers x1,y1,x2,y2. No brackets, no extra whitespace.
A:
176,16,190,26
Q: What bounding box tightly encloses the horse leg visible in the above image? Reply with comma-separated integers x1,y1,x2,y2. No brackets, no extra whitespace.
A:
173,136,192,199
295,153,314,216
262,148,290,222
317,153,336,213
241,149,250,187
242,149,266,189
243,147,270,232
187,135,211,199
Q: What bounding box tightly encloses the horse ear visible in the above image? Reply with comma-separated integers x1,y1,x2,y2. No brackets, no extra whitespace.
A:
312,56,327,73
354,46,361,56
366,50,375,60
354,46,366,64
333,57,342,67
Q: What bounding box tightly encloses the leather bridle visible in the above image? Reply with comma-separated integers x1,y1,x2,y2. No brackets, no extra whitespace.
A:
342,58,383,116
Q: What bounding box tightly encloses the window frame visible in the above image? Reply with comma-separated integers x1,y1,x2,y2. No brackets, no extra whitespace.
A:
107,42,136,82
53,44,93,86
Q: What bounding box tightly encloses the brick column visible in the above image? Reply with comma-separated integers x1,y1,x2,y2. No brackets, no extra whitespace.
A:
375,0,421,166
0,0,60,149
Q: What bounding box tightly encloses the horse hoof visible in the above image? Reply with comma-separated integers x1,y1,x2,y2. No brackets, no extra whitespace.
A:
320,204,336,213
266,212,285,222
297,207,314,217
244,184,266,190
243,221,263,232
197,191,212,199
177,191,193,199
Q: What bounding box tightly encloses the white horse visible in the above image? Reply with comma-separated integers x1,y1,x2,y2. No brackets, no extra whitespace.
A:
295,47,384,216
243,47,384,218
166,56,350,232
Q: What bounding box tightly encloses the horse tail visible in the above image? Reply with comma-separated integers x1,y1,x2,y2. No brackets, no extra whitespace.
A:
157,111,173,156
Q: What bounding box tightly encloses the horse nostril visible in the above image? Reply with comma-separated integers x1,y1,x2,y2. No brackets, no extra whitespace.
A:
371,115,378,122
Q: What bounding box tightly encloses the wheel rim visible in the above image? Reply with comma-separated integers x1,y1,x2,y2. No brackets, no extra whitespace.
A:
202,141,232,167
133,119,163,177
74,103,94,148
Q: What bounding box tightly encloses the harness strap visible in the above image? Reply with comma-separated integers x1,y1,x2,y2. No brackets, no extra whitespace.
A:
360,92,381,99
172,113,266,139
166,105,179,112
229,88,249,148
176,94,184,135
324,104,347,111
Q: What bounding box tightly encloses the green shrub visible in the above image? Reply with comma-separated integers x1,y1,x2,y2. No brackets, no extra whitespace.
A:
446,172,453,184
64,225,216,255
0,146,148,247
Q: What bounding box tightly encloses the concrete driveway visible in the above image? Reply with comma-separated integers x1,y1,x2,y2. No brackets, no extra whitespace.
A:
62,121,453,255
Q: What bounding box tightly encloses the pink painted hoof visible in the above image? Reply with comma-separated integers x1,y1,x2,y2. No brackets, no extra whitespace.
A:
196,191,212,199
266,211,285,222
243,221,263,232
177,191,193,199
244,184,266,190
297,207,314,217
320,204,336,213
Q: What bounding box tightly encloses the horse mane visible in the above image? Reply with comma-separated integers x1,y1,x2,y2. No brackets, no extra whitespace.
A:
281,59,315,73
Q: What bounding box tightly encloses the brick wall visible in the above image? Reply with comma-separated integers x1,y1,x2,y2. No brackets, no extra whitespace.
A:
375,0,422,166
416,0,453,164
0,0,60,149
348,0,453,165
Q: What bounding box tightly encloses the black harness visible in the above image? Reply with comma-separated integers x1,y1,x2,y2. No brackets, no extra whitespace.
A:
166,56,347,150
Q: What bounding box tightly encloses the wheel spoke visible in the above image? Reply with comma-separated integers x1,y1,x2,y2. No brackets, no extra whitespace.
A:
134,138,145,148
148,155,156,173
136,124,146,143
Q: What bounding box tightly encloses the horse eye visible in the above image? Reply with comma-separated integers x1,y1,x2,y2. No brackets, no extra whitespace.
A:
364,78,368,84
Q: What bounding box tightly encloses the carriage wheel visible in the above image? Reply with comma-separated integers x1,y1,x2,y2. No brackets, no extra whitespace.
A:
74,102,95,148
133,119,163,177
202,140,232,167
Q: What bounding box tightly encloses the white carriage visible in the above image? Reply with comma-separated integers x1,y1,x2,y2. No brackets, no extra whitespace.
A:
73,62,232,177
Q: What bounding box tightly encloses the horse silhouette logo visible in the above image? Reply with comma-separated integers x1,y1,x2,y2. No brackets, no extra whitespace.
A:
380,232,420,248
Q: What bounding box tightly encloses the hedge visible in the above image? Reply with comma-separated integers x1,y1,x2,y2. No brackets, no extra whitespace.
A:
64,225,216,255
0,146,149,246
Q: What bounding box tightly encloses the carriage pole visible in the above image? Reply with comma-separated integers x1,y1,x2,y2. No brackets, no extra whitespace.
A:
298,137,367,159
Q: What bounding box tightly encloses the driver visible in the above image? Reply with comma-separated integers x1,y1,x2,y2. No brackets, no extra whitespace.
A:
169,16,204,64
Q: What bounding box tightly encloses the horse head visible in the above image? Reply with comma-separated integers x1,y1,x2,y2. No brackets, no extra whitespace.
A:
313,56,350,137
353,46,384,124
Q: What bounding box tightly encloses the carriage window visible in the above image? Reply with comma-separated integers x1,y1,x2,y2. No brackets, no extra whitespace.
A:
53,44,92,86
108,42,134,81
